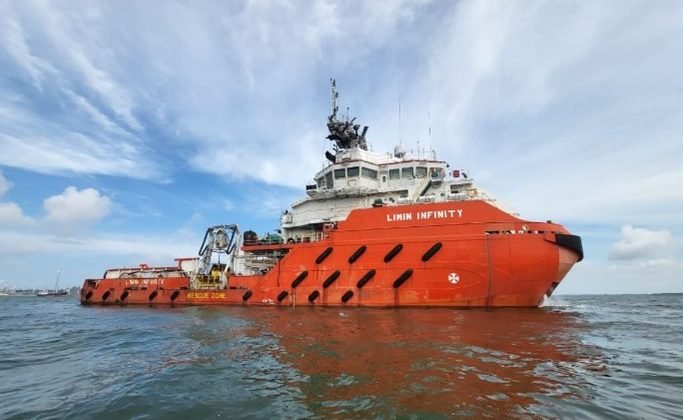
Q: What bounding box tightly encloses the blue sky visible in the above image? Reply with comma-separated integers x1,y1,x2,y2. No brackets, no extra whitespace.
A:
0,0,681,293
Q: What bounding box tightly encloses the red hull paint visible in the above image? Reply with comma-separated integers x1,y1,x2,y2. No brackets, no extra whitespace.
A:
80,201,581,308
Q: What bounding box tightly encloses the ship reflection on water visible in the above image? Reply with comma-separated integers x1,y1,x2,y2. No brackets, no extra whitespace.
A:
221,306,603,417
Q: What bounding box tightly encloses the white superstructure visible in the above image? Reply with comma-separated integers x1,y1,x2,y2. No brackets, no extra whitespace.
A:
278,79,505,244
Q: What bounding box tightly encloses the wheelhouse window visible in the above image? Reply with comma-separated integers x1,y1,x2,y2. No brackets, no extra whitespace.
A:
430,167,443,179
316,177,325,188
325,171,334,188
401,167,414,178
389,169,400,180
347,166,360,177
416,166,428,178
334,168,346,179
361,167,378,179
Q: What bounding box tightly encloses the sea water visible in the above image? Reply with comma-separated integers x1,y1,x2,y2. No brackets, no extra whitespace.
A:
1,294,681,419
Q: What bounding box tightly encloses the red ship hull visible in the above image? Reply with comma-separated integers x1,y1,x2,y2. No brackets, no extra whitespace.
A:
80,201,582,308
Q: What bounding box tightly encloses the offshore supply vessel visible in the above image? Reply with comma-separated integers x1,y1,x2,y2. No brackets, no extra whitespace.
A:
80,80,582,308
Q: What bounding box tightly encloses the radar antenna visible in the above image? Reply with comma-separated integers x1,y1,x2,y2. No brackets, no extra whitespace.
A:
326,78,368,151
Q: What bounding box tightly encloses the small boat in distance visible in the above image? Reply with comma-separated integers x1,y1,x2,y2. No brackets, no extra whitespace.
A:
38,271,69,297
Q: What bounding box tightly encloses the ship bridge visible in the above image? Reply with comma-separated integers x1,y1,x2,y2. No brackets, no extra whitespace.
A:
277,79,502,244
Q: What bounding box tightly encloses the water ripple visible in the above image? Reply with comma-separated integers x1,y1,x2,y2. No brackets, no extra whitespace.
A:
0,295,682,418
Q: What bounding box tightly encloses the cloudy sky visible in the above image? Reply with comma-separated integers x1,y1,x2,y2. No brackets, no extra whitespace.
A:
0,0,681,293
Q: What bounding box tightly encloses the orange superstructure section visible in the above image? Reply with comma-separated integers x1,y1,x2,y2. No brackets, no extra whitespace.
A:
80,200,581,308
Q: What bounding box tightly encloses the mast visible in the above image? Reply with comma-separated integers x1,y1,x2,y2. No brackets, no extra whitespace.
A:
330,78,339,120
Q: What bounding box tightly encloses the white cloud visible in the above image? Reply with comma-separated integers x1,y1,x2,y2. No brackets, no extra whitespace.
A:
0,172,34,226
0,202,34,226
0,1,160,180
144,0,427,188
19,1,141,131
609,225,672,260
0,227,203,288
0,131,158,179
42,186,111,231
637,258,673,268
0,3,52,91
0,172,11,198
364,1,683,227
0,0,429,187
0,228,198,261
4,176,110,237
493,5,683,226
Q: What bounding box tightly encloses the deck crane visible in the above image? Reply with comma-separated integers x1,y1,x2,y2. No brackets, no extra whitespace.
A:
191,224,240,289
